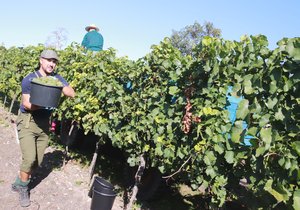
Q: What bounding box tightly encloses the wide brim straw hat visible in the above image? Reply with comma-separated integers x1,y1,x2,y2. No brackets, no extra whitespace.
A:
85,24,99,31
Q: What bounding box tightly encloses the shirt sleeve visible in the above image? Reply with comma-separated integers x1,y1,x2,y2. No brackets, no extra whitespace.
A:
21,73,35,94
55,74,69,87
81,34,88,47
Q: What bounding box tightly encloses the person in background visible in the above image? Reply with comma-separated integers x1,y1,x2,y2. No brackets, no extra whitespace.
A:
11,49,75,207
81,23,104,52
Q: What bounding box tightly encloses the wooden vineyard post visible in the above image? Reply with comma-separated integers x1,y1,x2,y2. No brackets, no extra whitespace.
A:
126,154,145,210
9,94,16,113
88,139,100,184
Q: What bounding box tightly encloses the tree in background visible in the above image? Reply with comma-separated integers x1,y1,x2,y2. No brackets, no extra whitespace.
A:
170,21,221,56
45,27,68,50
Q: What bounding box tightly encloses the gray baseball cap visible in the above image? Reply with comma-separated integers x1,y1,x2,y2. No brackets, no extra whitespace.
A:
40,49,59,61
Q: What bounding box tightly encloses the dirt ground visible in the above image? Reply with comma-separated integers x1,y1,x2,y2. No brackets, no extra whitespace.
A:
0,107,124,210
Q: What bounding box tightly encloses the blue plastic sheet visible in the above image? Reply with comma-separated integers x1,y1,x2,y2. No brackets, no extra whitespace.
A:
225,86,253,146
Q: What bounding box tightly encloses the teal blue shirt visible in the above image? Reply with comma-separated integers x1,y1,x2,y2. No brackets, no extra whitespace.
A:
81,30,104,51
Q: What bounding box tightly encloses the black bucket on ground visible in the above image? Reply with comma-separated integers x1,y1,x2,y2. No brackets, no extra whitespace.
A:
30,81,63,108
90,176,116,210
90,188,117,210
88,176,114,198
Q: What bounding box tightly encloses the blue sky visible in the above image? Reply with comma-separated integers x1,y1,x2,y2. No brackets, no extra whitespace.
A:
1,0,299,60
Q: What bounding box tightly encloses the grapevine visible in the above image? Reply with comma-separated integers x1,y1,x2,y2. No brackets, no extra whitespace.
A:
0,37,299,209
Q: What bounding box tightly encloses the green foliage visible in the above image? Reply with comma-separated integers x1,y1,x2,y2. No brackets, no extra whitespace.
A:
0,45,45,100
183,35,300,209
0,36,299,209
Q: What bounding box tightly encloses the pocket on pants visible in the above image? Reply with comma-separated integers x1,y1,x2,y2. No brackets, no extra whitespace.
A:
17,112,30,130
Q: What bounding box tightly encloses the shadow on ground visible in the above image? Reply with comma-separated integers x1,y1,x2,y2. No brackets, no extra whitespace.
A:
28,150,65,190
49,126,251,210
